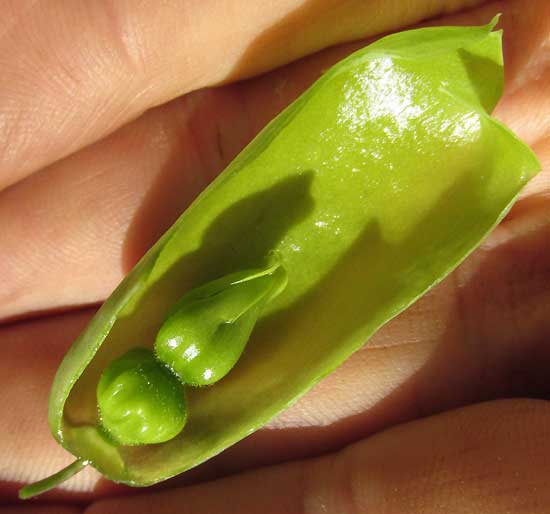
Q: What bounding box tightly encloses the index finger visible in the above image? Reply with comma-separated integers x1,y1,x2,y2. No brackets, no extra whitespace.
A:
0,0,485,190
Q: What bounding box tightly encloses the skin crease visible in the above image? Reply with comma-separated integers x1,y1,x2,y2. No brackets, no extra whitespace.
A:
0,0,549,512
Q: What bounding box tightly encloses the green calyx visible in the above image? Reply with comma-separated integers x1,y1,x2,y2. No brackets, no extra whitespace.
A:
21,16,541,499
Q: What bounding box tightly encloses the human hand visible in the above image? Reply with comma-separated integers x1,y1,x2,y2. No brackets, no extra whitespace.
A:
1,0,549,512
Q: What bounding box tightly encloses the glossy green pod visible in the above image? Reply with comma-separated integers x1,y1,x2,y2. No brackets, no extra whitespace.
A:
21,17,540,497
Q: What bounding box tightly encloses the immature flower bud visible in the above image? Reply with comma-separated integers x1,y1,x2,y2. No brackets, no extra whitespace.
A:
97,348,187,446
155,263,287,386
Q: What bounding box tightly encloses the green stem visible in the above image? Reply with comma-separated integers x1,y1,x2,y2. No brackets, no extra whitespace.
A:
19,458,89,500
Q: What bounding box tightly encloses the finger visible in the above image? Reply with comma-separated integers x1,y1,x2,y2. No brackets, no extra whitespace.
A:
4,190,550,498
0,0,480,191
0,507,81,514
85,399,550,514
1,28,364,321
2,0,549,322
513,137,550,205
0,310,120,503
0,85,257,322
492,0,550,146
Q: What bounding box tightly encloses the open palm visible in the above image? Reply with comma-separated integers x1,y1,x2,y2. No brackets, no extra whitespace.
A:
1,1,549,512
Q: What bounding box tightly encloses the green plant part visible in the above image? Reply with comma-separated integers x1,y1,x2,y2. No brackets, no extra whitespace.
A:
97,348,187,446
20,17,541,499
155,263,287,386
95,264,286,449
19,458,90,500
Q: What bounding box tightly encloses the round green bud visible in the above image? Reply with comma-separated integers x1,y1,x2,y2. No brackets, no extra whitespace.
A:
97,347,187,446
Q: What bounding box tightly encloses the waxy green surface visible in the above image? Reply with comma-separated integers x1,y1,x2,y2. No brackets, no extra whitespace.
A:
155,264,288,386
44,18,540,486
97,347,187,446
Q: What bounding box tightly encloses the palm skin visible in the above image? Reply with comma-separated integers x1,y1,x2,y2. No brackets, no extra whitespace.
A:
1,1,549,512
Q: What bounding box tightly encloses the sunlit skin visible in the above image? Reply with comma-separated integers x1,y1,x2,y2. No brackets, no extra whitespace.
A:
1,1,549,513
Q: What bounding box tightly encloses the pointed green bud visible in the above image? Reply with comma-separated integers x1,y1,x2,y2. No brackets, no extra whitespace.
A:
155,263,287,386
